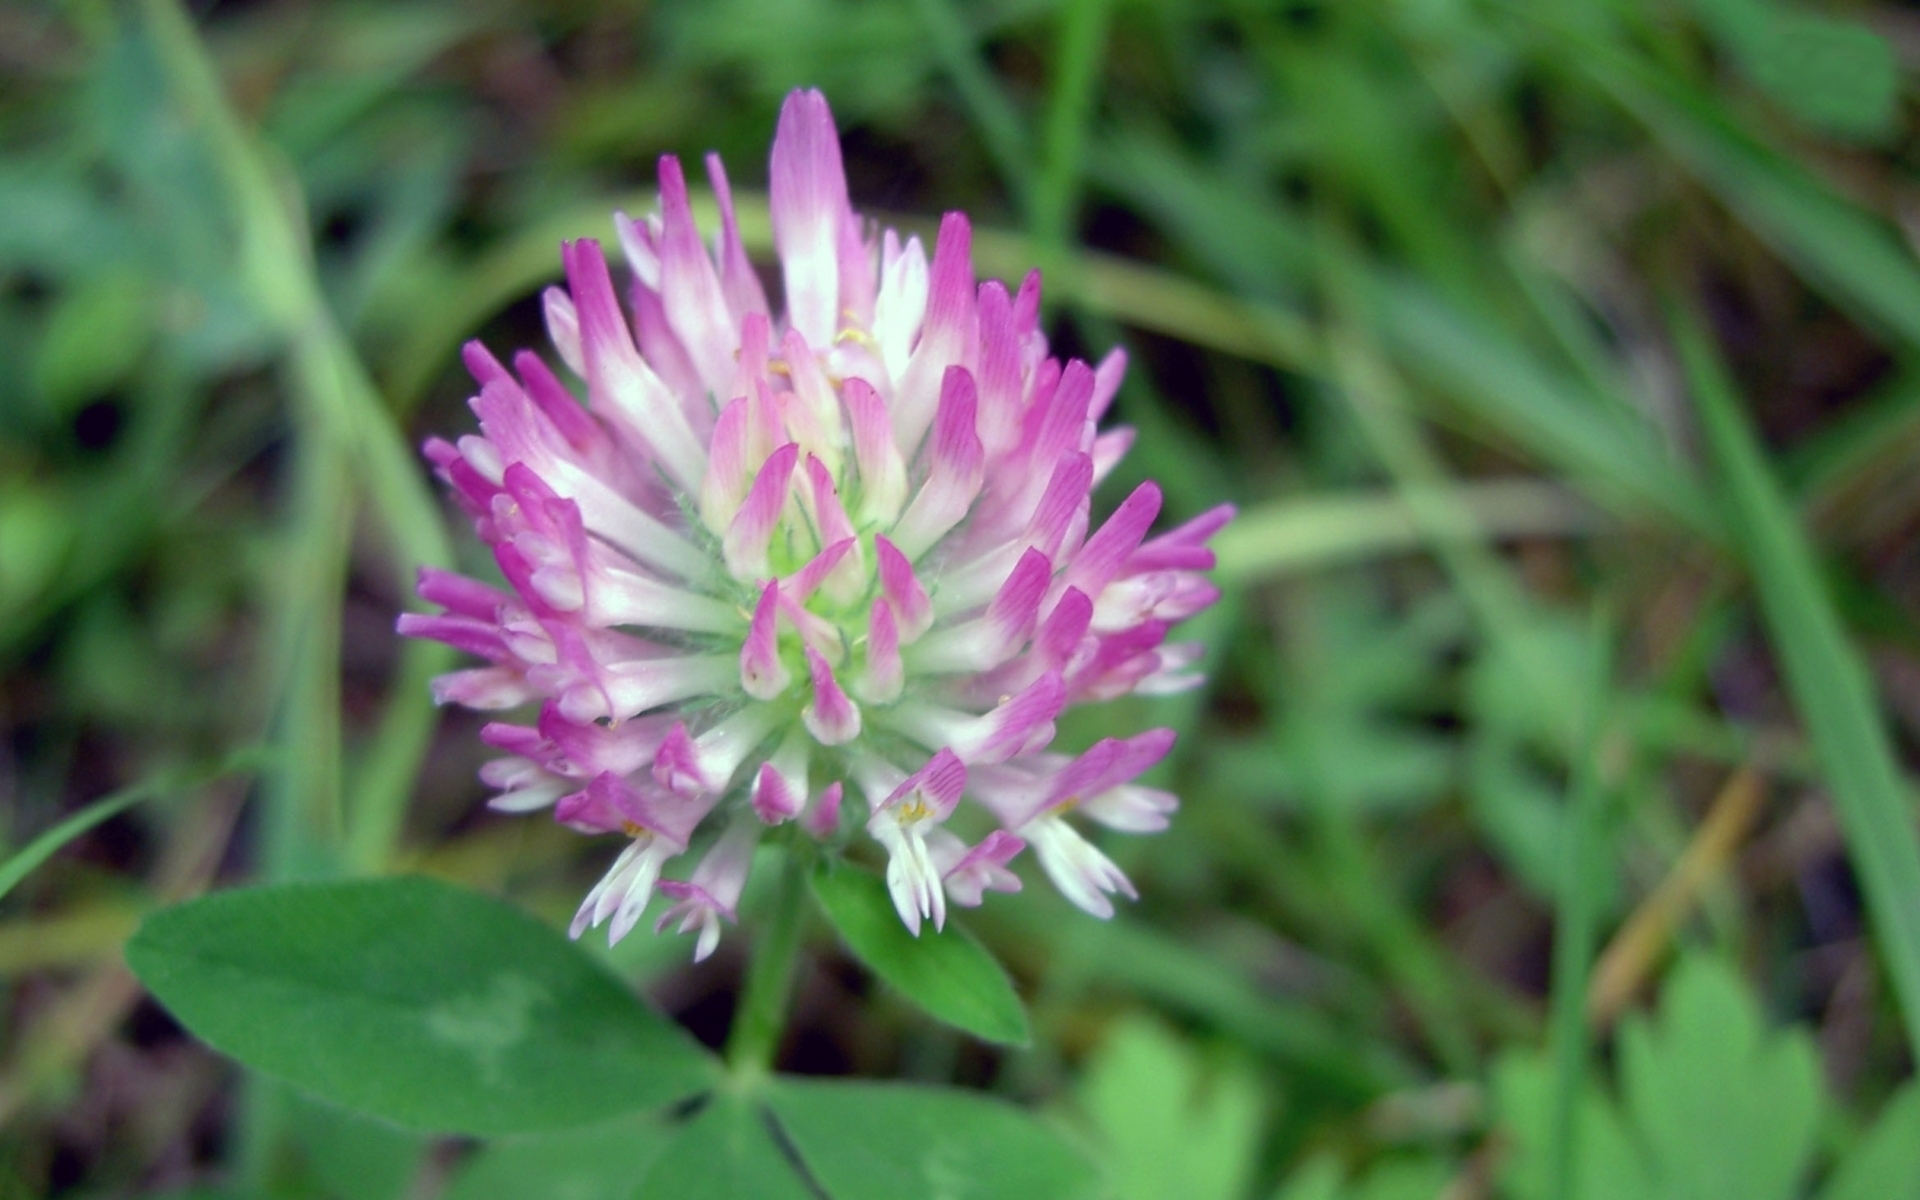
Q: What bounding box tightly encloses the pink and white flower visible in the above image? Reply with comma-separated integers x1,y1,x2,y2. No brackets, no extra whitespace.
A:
400,88,1228,957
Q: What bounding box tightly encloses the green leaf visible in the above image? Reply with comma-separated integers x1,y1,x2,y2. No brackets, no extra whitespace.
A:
767,1078,1103,1200
1494,958,1824,1200
1591,50,1920,355
32,269,155,413
286,1093,424,1200
0,753,263,905
1679,318,1920,1060
1492,1050,1653,1200
810,862,1029,1045
1618,958,1823,1200
1265,1155,1457,1200
1688,0,1896,142
1078,1016,1264,1200
442,1114,673,1200
126,877,716,1134
1268,1156,1346,1200
1821,1085,1920,1200
634,1095,815,1200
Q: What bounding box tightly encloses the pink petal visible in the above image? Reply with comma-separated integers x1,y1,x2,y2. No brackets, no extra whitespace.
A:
705,151,771,322
770,88,852,348
875,535,934,641
843,375,907,524
561,239,706,491
723,441,799,580
892,212,977,453
891,366,984,559
1060,480,1162,601
753,760,803,824
739,581,791,700
803,781,844,839
802,646,862,745
880,747,968,820
860,598,904,703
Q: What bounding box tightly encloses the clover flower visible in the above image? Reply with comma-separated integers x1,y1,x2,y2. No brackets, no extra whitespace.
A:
400,89,1230,958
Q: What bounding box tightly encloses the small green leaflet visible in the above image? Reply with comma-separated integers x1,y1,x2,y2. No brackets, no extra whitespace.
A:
1495,956,1823,1200
441,1114,672,1200
810,862,1029,1045
768,1078,1102,1200
126,876,717,1135
1077,1016,1264,1200
634,1094,817,1200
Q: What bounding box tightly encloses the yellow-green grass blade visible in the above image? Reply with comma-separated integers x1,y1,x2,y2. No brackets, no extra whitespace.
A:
1678,312,1920,1061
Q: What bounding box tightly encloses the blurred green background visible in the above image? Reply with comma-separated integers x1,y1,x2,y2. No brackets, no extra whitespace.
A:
4,0,1920,1196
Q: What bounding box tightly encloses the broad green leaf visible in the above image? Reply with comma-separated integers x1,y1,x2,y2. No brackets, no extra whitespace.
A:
287,1093,424,1200
1619,958,1823,1200
1078,1016,1264,1200
1269,1156,1346,1200
126,877,716,1134
810,863,1029,1045
1679,319,1920,1058
443,1115,672,1200
767,1078,1103,1200
1819,1085,1920,1200
1688,0,1896,142
634,1095,814,1200
1492,1051,1653,1200
1495,958,1824,1200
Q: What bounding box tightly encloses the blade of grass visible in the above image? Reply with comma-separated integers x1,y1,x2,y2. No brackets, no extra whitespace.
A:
1542,611,1615,1200
1270,590,1480,1076
1031,0,1112,265
1567,27,1920,352
1096,134,1717,533
0,750,266,905
1215,479,1597,583
1586,768,1767,1026
1676,309,1920,1062
142,0,454,875
909,0,1033,209
995,902,1419,1099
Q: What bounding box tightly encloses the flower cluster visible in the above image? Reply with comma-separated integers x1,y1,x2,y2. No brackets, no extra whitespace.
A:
400,89,1229,959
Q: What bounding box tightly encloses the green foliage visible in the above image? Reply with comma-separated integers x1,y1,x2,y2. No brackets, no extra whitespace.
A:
7,0,1920,1195
1820,1085,1920,1200
1268,1154,1457,1200
766,1078,1103,1200
1496,957,1825,1200
125,877,717,1134
811,862,1030,1045
1681,317,1920,1059
1688,0,1898,142
634,1095,819,1200
441,1115,673,1200
1076,1016,1265,1200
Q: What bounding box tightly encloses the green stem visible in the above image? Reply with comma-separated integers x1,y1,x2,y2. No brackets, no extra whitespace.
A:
725,848,812,1080
1543,612,1615,1200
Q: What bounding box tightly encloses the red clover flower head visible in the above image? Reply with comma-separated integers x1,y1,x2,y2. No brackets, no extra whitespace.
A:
400,89,1231,958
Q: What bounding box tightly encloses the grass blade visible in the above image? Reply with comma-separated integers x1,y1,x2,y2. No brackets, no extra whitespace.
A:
1543,612,1614,1200
0,752,265,905
1577,36,1920,352
1678,311,1920,1062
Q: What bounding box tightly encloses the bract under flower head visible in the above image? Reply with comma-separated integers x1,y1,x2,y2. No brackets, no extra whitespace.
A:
401,88,1230,957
